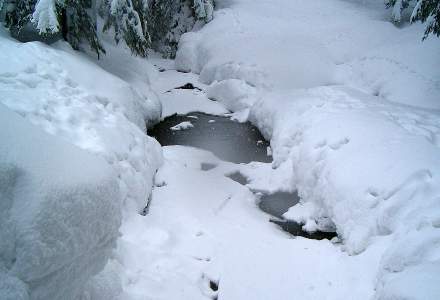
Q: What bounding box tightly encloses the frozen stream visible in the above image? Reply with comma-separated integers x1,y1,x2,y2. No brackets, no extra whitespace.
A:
124,68,375,299
148,110,336,239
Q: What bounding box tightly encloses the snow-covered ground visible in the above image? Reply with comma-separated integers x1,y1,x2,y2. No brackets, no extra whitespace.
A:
1,0,439,299
118,145,385,299
172,0,440,299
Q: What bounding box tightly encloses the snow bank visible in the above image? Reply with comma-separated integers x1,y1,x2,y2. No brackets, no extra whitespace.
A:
0,28,162,212
0,103,120,299
207,79,257,112
0,28,163,298
176,12,335,90
176,0,440,109
175,0,440,298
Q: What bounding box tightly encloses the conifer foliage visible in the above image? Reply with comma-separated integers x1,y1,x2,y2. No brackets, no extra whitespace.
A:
101,0,150,57
65,0,105,57
1,0,214,58
386,0,440,38
411,0,440,37
147,0,214,58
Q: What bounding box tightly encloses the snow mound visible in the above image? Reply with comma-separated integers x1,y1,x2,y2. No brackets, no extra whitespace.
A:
0,29,162,212
254,86,440,299
207,79,257,112
176,12,335,90
0,103,121,300
0,29,163,298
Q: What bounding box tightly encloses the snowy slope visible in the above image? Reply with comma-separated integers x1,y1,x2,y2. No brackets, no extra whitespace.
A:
0,29,163,298
175,0,440,298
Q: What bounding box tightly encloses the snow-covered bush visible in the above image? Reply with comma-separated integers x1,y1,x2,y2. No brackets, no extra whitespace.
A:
100,0,150,57
386,0,440,38
411,0,440,37
147,0,214,57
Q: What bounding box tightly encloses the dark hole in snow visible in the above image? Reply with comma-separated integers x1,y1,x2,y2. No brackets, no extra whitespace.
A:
270,219,337,240
226,172,248,185
258,191,337,240
201,162,217,171
209,280,219,292
148,112,271,163
174,83,202,91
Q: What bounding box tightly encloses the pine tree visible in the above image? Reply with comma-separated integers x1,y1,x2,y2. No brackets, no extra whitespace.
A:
385,0,413,22
147,0,214,58
386,0,440,38
411,0,440,38
193,0,214,22
64,0,105,57
147,0,184,57
2,0,216,57
101,0,150,57
31,0,59,33
4,0,35,29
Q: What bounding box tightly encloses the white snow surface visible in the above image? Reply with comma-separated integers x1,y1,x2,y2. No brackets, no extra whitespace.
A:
148,61,229,117
175,0,440,298
0,29,162,299
120,145,385,300
0,103,120,300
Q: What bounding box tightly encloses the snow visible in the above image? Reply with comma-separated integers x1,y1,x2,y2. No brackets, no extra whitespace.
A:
159,88,228,118
174,0,440,298
1,0,440,298
32,0,59,33
0,103,120,300
149,62,229,117
0,28,162,298
170,121,194,131
119,145,386,299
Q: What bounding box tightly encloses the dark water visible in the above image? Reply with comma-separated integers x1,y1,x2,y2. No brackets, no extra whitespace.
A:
201,162,217,171
269,219,337,240
148,112,271,163
226,172,249,185
148,111,336,240
258,192,300,218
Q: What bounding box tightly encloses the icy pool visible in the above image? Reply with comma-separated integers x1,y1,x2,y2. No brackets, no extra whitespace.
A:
148,112,271,163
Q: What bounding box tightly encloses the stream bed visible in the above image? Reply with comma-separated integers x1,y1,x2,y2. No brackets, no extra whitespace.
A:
148,111,336,240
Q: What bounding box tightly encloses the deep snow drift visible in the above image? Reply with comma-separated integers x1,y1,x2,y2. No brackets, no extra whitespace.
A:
0,103,120,300
0,29,162,299
175,0,440,298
